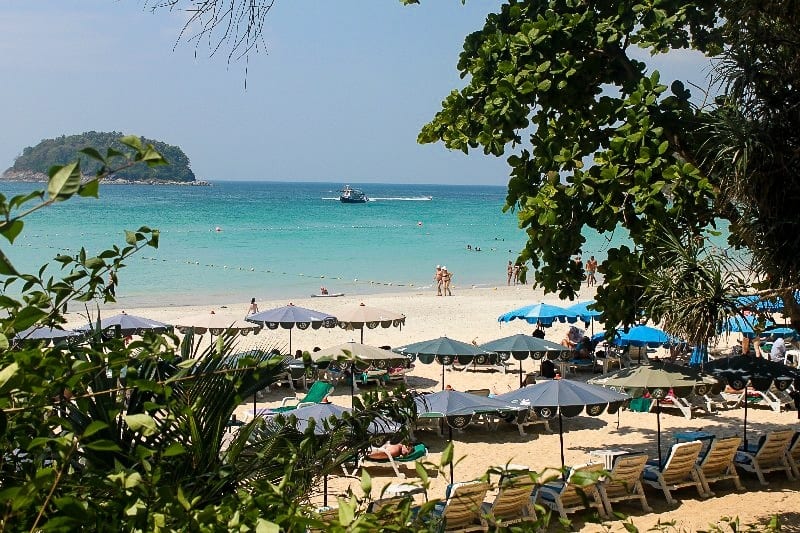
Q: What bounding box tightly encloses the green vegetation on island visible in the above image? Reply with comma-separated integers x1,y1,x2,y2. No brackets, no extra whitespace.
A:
3,131,196,183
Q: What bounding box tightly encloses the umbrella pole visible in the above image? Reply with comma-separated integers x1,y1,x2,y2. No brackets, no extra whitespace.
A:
559,412,566,480
441,364,445,391
323,473,328,507
744,384,749,449
656,399,663,470
449,424,454,482
289,329,292,355
519,360,523,388
350,362,355,405
360,328,364,344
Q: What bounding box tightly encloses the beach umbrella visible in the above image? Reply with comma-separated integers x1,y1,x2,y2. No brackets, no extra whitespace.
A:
761,327,800,340
311,341,404,399
335,302,405,343
14,325,82,344
76,310,172,336
589,362,718,469
565,300,602,335
246,303,337,354
478,334,572,387
175,310,260,336
497,302,579,327
721,315,774,338
394,336,494,390
273,402,399,506
415,390,523,480
496,380,628,476
704,356,800,449
611,324,673,348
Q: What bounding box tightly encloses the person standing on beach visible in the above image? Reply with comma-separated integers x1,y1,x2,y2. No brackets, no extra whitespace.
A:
512,263,521,285
434,265,443,296
107,270,118,297
585,256,598,287
507,261,513,285
442,266,453,296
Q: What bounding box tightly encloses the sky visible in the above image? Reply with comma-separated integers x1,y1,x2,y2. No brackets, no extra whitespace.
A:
0,1,712,185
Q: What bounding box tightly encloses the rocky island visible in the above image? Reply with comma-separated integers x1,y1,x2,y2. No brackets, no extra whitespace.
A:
2,131,209,185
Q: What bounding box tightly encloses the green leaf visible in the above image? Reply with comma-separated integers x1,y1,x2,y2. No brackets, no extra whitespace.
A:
0,249,19,276
47,162,82,201
0,363,19,392
0,333,8,351
338,500,355,526
83,439,122,452
120,135,143,151
537,79,552,91
78,179,100,198
78,147,105,163
125,413,158,436
360,469,372,495
163,442,187,457
82,421,109,438
441,441,454,468
254,520,280,533
124,230,138,245
0,219,24,244
13,306,48,331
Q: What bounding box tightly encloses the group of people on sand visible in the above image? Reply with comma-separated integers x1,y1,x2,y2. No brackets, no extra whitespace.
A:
433,265,453,296
506,261,522,285
572,253,599,287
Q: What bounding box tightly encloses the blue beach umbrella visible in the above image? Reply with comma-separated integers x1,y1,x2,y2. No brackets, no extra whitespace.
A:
76,310,172,336
566,300,602,335
721,315,774,338
761,327,799,339
498,302,578,327
613,325,673,348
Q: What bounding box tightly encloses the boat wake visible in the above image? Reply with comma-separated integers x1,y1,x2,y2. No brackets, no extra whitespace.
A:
367,196,432,201
322,196,432,201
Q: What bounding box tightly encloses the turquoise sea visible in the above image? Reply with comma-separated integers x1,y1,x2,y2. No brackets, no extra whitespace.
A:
3,181,621,307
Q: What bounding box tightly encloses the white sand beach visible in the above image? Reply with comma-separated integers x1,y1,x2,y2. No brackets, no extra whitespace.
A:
66,284,800,531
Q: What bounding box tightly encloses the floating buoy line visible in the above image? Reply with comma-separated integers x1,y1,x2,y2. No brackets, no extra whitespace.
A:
12,241,421,289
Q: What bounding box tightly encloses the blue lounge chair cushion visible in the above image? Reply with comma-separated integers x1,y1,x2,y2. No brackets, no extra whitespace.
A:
642,467,660,482
734,452,753,466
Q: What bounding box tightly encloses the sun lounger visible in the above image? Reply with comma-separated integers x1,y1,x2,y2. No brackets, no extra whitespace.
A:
734,429,795,485
345,443,428,479
510,408,552,436
695,436,744,496
787,431,800,479
269,381,334,414
651,393,693,419
428,480,490,532
480,472,537,528
642,440,706,505
533,463,606,519
597,453,652,516
452,355,507,374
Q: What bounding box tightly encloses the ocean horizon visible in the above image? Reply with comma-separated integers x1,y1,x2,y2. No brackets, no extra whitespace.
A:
3,180,624,308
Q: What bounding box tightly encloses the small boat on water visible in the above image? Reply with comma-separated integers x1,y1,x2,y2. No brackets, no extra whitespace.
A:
340,185,367,203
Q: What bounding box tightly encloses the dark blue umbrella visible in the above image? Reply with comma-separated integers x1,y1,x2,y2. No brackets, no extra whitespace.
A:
415,390,523,480
704,356,800,449
497,380,628,475
246,303,337,353
14,325,82,343
479,334,572,386
394,337,493,390
76,311,172,336
735,293,800,312
498,302,578,327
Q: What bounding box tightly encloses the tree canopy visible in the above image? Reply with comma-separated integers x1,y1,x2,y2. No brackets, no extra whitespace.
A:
6,131,196,183
416,0,800,336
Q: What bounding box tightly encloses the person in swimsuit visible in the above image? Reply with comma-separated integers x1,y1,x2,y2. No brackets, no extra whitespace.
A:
585,256,598,287
247,297,259,315
434,265,443,296
507,261,513,285
442,266,453,296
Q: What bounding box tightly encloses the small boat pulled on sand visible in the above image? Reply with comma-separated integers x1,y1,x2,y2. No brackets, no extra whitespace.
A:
340,185,367,203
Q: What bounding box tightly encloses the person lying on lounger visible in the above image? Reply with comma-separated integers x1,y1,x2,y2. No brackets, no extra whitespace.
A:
367,442,412,460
